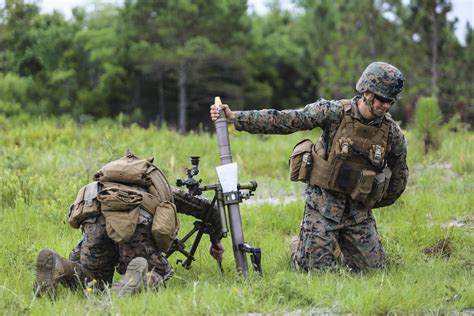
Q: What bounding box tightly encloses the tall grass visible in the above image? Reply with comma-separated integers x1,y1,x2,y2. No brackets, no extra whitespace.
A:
0,115,472,314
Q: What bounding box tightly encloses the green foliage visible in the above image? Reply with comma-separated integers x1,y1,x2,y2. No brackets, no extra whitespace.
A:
0,117,473,314
414,97,443,153
444,112,471,132
0,72,32,115
1,0,472,129
246,5,304,108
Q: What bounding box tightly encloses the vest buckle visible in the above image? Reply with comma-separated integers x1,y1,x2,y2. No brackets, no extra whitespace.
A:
370,145,385,166
338,137,353,159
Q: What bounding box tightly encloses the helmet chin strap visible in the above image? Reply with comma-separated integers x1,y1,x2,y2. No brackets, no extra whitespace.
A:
363,94,377,116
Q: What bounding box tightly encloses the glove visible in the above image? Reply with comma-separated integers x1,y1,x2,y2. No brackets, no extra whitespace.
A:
209,241,224,261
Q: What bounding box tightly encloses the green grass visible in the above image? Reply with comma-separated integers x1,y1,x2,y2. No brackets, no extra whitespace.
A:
1,115,473,315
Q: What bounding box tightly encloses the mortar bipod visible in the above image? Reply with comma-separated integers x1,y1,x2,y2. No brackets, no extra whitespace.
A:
239,242,262,276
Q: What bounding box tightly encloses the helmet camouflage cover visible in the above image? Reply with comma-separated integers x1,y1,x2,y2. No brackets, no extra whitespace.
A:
356,62,405,100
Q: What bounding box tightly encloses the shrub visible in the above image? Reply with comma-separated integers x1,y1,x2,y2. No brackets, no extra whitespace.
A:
414,97,442,154
0,73,33,116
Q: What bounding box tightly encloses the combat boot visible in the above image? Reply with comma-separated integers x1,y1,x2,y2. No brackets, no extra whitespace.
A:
111,257,148,296
35,248,77,296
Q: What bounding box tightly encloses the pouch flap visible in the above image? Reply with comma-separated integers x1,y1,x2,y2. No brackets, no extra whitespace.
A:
358,170,376,194
383,166,392,179
68,182,101,229
94,156,151,186
97,187,143,211
309,150,334,189
290,139,313,157
102,206,140,242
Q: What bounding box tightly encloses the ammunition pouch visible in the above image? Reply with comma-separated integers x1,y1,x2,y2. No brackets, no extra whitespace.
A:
68,181,101,229
366,166,392,207
289,139,313,182
349,166,392,207
308,144,333,189
350,169,376,202
151,201,179,252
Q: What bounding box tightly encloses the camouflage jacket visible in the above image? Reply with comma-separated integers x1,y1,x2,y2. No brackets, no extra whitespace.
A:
172,187,222,243
233,96,409,224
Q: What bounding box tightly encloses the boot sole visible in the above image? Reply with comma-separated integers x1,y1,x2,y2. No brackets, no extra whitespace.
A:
35,249,58,295
112,257,148,296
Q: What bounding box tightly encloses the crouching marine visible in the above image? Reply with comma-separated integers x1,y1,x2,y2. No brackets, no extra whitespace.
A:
34,151,222,296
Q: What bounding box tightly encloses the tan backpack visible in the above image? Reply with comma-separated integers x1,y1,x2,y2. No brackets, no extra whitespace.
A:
68,152,179,252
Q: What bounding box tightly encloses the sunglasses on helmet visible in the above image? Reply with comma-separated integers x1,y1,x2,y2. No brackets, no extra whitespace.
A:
374,94,395,105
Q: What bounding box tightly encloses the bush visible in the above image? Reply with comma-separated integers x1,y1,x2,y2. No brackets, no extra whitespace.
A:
0,73,33,116
414,97,442,154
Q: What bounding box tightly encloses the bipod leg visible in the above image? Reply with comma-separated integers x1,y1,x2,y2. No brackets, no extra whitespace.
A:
217,259,224,274
182,222,207,269
167,222,207,269
165,226,199,259
182,220,217,269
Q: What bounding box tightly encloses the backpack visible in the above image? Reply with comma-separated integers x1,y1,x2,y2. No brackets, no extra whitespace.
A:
68,151,179,252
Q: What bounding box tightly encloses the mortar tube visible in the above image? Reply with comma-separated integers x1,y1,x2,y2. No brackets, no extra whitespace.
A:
214,99,249,276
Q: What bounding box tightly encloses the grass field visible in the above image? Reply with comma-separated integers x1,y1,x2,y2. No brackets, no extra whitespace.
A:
1,115,473,315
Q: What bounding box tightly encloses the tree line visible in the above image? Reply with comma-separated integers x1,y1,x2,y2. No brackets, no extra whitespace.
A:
0,0,472,132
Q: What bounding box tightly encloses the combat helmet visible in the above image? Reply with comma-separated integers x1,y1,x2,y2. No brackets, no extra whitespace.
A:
356,62,404,100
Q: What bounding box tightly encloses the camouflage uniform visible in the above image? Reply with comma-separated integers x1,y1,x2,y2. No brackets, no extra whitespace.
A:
234,96,408,272
67,187,221,288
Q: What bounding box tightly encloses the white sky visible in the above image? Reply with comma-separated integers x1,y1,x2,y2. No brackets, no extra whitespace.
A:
32,0,474,44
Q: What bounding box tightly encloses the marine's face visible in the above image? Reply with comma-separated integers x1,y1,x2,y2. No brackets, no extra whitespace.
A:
372,94,393,116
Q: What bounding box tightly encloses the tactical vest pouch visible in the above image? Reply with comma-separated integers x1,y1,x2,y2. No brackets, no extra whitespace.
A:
68,182,101,229
97,187,143,242
152,201,180,252
350,169,376,203
289,139,313,182
365,166,392,207
94,155,152,187
309,146,334,190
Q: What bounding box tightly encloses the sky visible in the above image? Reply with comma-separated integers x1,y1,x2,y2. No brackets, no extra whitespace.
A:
37,0,474,44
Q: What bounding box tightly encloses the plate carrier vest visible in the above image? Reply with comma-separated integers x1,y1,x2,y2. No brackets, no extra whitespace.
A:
290,100,393,207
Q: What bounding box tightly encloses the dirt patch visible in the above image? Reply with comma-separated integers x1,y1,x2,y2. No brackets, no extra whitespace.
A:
423,238,454,258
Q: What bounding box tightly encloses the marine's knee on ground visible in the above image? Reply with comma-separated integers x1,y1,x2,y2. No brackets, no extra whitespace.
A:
117,223,174,281
290,204,385,272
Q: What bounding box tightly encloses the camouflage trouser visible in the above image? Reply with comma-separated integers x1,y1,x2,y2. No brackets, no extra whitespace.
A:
291,202,385,272
69,214,173,288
